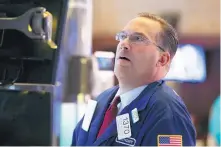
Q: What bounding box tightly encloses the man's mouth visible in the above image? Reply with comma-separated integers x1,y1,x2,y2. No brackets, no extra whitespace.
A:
119,56,130,61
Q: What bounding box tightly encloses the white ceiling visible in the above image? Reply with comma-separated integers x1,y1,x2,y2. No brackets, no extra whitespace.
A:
92,0,220,36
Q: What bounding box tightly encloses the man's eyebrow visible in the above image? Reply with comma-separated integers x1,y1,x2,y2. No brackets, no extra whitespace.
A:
133,32,151,40
119,31,152,40
120,31,145,36
132,32,145,36
119,30,127,34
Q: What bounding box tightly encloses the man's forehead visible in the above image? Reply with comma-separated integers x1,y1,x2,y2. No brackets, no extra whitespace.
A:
122,17,162,38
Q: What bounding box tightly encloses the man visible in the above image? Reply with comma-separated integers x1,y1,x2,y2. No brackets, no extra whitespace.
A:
71,12,196,146
208,95,220,146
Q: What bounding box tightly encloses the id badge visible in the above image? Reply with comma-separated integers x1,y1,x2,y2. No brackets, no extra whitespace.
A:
116,113,132,140
81,99,97,132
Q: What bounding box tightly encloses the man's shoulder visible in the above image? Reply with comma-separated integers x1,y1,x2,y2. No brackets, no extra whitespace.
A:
153,83,185,106
149,83,191,120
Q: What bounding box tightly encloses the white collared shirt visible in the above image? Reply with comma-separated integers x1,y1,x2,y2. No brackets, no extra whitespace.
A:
113,85,148,113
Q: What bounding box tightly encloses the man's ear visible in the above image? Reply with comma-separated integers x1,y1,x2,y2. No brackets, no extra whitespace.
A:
157,52,170,67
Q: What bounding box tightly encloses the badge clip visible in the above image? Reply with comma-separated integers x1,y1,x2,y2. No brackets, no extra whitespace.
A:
131,108,139,123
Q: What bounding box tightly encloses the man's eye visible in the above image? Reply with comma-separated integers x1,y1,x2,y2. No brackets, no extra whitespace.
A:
120,34,127,39
131,35,143,41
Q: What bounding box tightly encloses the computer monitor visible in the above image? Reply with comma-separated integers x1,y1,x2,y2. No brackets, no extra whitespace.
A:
95,51,115,71
164,44,207,82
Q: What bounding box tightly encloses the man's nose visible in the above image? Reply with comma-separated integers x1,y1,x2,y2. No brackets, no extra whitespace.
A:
120,38,130,50
121,46,129,50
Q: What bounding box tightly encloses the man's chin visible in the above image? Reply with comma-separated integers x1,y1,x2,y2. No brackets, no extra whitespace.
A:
116,59,131,67
114,67,132,79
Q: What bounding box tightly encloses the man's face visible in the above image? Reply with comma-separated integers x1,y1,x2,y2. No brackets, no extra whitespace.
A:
114,17,167,81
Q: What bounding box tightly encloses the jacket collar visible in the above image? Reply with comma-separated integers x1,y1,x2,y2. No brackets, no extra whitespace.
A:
93,80,164,146
86,86,118,144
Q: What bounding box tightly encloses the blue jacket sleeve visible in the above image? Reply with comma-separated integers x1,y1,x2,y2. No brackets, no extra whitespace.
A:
71,128,77,146
208,96,220,145
71,119,83,146
71,124,79,146
141,113,196,146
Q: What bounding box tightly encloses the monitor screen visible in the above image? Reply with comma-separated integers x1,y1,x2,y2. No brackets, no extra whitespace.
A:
96,57,114,71
94,51,115,71
164,44,206,82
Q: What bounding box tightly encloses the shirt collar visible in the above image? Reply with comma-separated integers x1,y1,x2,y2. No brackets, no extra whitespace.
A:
115,85,148,109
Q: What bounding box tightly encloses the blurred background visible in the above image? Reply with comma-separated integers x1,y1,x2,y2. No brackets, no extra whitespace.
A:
0,0,219,146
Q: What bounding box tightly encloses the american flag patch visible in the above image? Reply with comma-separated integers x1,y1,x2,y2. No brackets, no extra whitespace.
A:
158,135,182,146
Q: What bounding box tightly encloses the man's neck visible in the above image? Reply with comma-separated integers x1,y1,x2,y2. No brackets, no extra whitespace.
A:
118,76,162,94
118,81,148,95
116,69,166,94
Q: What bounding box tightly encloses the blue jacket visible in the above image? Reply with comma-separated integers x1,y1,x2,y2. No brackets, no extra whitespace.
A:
71,80,196,146
209,95,220,145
